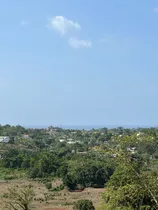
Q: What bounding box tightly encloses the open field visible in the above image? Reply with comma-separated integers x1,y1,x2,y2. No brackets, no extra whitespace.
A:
0,179,104,210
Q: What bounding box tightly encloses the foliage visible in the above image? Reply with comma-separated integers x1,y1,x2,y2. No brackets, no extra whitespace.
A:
73,200,95,210
61,155,114,190
0,167,26,180
45,182,52,190
100,134,158,210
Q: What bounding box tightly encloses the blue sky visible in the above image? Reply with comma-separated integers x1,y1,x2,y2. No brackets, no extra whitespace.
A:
1,0,158,127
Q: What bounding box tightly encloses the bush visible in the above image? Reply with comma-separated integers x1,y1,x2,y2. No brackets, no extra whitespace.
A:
51,184,64,191
45,182,52,190
28,168,44,178
76,184,85,191
73,200,95,210
28,168,39,178
63,174,77,190
4,175,16,180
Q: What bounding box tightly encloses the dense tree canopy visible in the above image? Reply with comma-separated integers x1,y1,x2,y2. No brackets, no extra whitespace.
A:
100,134,158,210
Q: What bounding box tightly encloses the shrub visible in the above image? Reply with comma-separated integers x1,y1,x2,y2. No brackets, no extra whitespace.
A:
76,184,85,191
45,182,52,190
73,200,95,210
4,175,16,180
28,168,39,178
51,184,64,191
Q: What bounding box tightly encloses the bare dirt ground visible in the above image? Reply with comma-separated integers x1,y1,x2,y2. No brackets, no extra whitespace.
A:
0,179,104,210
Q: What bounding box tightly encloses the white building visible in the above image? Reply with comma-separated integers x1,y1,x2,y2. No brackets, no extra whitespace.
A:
67,141,75,144
127,147,136,154
67,140,81,144
59,139,65,143
0,136,10,143
136,132,142,137
23,134,30,139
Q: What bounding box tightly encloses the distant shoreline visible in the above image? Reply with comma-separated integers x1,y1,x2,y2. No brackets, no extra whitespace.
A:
23,125,158,130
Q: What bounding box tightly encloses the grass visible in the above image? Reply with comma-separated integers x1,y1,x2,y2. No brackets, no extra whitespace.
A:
0,179,104,210
0,167,27,180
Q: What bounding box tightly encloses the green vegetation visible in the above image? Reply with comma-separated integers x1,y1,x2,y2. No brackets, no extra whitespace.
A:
0,125,158,209
61,156,114,190
45,182,52,190
100,134,158,210
73,200,95,210
0,167,26,180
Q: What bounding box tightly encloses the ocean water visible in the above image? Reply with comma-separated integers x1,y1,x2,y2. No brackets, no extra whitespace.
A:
24,125,153,130
24,125,104,130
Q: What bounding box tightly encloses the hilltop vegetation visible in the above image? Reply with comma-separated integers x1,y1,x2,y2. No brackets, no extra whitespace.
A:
0,125,158,209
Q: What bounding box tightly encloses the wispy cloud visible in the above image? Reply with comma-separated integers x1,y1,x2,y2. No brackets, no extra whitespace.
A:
68,38,92,49
153,8,158,13
49,16,81,36
20,20,29,27
47,15,92,49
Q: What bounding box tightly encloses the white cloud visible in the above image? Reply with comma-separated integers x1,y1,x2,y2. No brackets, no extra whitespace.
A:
49,16,81,35
20,20,29,27
68,37,92,49
47,16,91,49
153,8,158,13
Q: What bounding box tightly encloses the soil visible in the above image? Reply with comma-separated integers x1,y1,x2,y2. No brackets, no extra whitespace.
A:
0,179,104,210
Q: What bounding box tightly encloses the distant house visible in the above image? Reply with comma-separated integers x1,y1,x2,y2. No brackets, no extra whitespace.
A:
127,147,136,154
0,136,10,143
67,141,75,144
59,139,65,143
136,132,142,137
23,134,30,139
67,140,81,144
77,151,87,155
111,154,117,158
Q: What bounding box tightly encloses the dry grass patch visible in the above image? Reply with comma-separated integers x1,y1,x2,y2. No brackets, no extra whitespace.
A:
0,179,104,210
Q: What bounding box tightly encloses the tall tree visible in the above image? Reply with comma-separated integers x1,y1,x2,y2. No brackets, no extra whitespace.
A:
100,135,158,210
2,185,35,210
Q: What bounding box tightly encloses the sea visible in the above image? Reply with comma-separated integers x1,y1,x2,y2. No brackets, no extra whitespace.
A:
24,125,155,130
